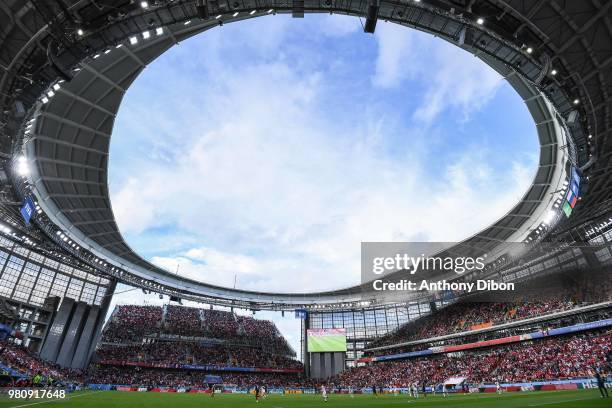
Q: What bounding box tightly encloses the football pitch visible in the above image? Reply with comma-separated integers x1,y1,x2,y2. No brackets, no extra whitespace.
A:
0,390,610,408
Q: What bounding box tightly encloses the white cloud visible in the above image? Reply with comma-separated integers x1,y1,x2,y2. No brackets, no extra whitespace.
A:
412,50,503,123
372,21,503,123
372,22,418,88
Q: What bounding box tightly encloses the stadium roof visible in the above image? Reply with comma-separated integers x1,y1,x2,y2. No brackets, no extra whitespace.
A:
0,0,610,310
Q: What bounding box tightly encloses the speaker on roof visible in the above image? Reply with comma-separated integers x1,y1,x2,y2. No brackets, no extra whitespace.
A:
196,0,209,19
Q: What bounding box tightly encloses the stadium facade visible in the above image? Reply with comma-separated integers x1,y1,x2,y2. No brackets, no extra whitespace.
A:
0,0,610,378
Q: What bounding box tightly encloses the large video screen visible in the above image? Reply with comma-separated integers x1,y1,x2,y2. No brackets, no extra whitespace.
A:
307,328,347,352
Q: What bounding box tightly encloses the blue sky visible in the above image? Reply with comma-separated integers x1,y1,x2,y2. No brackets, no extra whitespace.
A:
107,14,538,356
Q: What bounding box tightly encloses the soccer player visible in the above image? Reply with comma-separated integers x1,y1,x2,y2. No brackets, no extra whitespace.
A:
442,383,448,398
496,381,502,395
254,384,260,403
595,369,609,398
422,382,427,398
321,385,328,402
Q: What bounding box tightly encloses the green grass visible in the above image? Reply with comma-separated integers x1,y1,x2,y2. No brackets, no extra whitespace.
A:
0,389,610,408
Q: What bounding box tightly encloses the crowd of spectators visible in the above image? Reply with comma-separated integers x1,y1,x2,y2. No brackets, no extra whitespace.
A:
0,340,82,384
369,269,611,349
95,342,302,370
86,365,307,388
101,305,294,356
88,330,611,388
368,310,611,357
163,306,203,337
205,309,239,339
334,330,611,388
368,298,573,349
101,306,162,343
2,326,608,390
495,330,610,382
236,316,293,355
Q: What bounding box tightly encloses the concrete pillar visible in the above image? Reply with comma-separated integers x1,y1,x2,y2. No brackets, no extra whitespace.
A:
56,302,87,366
39,297,75,362
70,306,100,368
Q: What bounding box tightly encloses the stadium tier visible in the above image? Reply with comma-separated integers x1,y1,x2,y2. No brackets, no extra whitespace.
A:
335,330,611,387
100,305,295,357
0,1,611,407
367,269,612,352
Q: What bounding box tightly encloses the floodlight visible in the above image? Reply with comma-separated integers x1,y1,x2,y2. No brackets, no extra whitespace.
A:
543,210,555,225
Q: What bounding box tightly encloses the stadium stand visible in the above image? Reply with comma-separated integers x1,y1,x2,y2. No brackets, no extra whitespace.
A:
95,304,301,378
86,366,309,388
0,340,83,385
333,330,611,387
96,342,302,369
368,270,611,350
1,301,609,391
